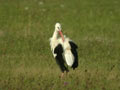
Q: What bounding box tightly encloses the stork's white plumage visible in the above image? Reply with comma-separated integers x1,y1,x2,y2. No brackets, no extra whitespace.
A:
50,23,78,77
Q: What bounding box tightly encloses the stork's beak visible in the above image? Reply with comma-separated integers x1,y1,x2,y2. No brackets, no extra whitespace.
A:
59,31,64,42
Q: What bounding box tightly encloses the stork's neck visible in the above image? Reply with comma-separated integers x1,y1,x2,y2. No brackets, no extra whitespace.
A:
52,29,58,39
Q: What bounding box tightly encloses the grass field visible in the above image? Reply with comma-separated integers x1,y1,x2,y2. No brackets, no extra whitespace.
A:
0,0,120,90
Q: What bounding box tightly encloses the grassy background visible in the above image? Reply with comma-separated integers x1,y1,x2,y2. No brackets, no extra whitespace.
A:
0,0,120,89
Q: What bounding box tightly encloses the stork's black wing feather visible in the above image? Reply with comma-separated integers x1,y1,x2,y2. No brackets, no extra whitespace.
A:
54,44,63,54
69,41,78,70
69,41,78,49
54,44,69,72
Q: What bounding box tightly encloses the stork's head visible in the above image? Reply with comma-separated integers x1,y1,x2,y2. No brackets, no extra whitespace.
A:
55,23,64,42
55,23,62,31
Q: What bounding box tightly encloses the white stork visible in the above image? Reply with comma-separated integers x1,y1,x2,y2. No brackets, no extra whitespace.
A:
50,23,78,78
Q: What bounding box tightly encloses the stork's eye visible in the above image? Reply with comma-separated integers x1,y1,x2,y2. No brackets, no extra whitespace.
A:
57,27,60,29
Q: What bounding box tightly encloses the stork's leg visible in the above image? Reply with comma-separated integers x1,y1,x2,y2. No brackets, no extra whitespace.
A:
60,71,69,79
60,72,64,79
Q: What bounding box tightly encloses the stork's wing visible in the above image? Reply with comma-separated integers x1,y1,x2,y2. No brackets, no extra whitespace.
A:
54,44,69,72
69,41,78,50
69,41,78,69
54,44,63,54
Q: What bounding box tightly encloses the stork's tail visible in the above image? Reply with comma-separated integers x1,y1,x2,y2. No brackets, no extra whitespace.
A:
64,50,74,67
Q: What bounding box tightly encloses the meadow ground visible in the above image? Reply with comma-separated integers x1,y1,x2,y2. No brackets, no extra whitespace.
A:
0,0,120,90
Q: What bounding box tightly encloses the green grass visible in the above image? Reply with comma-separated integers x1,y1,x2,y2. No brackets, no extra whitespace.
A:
0,0,120,89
